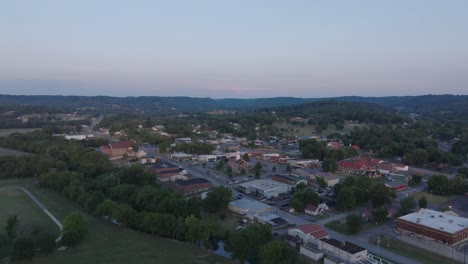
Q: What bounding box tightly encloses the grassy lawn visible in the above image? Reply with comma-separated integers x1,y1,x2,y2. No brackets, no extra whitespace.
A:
325,220,349,235
0,178,233,264
0,128,40,137
0,147,32,157
201,210,239,233
412,191,457,205
0,188,60,258
369,236,458,264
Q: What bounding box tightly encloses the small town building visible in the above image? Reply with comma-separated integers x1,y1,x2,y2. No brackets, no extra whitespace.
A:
228,198,272,220
170,152,193,161
228,158,249,172
384,180,407,191
254,213,289,229
287,224,329,246
237,179,289,198
319,238,368,264
271,174,306,188
396,209,468,246
99,140,135,160
305,203,330,216
170,178,211,195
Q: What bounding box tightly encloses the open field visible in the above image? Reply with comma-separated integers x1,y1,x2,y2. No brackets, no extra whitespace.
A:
0,128,40,137
0,178,233,264
0,147,32,157
411,191,457,205
370,235,460,264
0,188,60,258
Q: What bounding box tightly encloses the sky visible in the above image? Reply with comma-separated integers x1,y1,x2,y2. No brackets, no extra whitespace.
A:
0,0,467,98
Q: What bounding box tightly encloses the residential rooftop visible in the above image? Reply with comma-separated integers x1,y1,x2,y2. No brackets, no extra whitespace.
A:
398,208,468,234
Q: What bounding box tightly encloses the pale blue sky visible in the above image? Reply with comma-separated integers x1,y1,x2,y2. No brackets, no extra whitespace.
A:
0,0,467,98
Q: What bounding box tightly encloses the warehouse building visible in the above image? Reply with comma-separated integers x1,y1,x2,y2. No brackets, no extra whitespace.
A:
238,179,289,198
396,208,468,246
228,198,272,220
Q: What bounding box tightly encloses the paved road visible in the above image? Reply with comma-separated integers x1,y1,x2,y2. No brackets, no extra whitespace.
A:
0,186,62,230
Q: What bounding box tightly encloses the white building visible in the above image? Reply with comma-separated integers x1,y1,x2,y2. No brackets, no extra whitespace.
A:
228,198,272,220
319,238,368,264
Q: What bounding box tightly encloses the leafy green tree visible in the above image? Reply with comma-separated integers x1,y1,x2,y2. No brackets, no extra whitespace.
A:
418,196,428,208
286,164,292,173
36,232,56,253
346,214,362,234
226,166,233,177
5,215,19,239
112,204,138,228
315,176,327,188
322,158,337,173
372,207,388,223
243,153,250,162
85,191,105,213
184,215,218,246
370,183,395,208
203,186,232,213
63,212,88,236
336,187,356,211
259,240,300,264
215,160,224,170
400,196,416,215
240,168,246,175
95,199,119,217
427,174,450,195
10,237,35,261
408,175,422,186
271,166,276,172
61,231,81,247
255,167,261,178
290,188,319,212
229,224,272,264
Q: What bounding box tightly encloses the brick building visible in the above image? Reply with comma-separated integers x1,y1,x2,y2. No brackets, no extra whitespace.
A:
396,209,468,246
171,178,211,195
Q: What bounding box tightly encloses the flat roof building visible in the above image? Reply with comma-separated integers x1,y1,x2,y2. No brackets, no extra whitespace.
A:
396,208,468,245
238,179,289,198
319,238,368,264
228,198,272,220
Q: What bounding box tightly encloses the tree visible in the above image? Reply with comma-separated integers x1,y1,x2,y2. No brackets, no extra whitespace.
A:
240,168,246,175
370,183,395,208
5,215,19,239
336,187,356,211
290,188,319,212
254,162,262,171
315,176,327,188
95,199,119,217
259,240,299,264
322,158,337,173
203,186,232,213
62,212,88,236
62,231,81,247
112,204,138,228
418,196,428,208
243,153,250,162
286,164,292,173
400,196,416,215
271,166,276,172
372,207,388,223
346,214,362,234
10,237,35,261
215,160,224,170
408,175,422,186
226,166,233,177
184,215,218,246
427,174,450,195
255,167,261,178
36,232,56,253
229,224,272,264
85,191,105,213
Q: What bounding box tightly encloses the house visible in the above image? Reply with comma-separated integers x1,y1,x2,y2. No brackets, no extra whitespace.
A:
327,142,342,149
171,178,211,195
151,162,186,182
228,158,249,172
287,224,329,246
305,203,330,216
309,172,340,187
319,238,368,264
99,140,135,160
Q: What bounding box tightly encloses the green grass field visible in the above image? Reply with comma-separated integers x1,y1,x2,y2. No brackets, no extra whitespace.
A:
412,191,457,205
0,147,32,157
0,188,60,258
0,128,40,137
370,236,459,264
0,178,233,264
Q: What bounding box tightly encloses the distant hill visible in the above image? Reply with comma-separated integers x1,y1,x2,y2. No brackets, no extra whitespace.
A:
1,94,467,117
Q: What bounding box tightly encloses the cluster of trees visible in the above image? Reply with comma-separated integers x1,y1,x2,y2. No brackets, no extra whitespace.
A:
299,139,357,172
334,176,396,211
1,215,57,261
427,174,468,195
290,185,319,212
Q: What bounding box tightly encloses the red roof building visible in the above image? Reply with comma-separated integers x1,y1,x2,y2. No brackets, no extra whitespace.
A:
338,157,381,174
287,223,329,245
100,140,135,160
